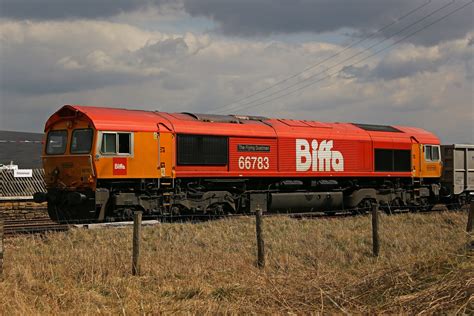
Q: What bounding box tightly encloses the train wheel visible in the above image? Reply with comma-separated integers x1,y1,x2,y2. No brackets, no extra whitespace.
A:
206,203,229,218
47,203,90,224
47,204,62,222
107,207,136,222
352,199,372,215
420,198,430,212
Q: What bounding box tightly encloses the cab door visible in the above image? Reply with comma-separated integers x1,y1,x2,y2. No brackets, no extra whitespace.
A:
411,138,421,178
420,144,442,178
157,124,174,178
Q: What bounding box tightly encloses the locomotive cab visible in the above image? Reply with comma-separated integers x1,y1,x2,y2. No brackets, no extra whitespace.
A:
34,108,98,221
411,142,442,180
421,144,442,178
35,105,175,222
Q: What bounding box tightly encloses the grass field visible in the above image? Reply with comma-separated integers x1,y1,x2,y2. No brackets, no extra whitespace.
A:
1,211,473,314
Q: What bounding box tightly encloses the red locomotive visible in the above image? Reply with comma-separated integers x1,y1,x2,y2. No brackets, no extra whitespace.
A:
34,105,450,222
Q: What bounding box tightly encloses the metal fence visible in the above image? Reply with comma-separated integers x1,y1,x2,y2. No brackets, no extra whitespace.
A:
0,169,46,200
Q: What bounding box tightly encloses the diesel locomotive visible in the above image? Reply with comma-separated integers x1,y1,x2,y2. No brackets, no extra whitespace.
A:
33,105,471,222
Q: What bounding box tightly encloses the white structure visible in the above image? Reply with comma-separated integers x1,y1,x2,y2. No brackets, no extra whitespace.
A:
0,161,18,170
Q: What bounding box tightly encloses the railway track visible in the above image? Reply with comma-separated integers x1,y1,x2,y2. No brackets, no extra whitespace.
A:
142,204,451,223
1,203,466,237
3,218,70,237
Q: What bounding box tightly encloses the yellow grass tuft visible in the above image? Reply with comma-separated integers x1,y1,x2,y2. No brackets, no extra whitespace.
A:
1,211,473,314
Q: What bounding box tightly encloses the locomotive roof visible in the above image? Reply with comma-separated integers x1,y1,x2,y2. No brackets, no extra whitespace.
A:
45,105,440,144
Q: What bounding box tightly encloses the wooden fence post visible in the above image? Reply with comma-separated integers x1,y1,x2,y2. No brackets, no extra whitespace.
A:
255,208,265,269
372,204,380,257
0,219,4,280
132,211,142,276
467,200,473,233
250,194,267,269
467,201,474,250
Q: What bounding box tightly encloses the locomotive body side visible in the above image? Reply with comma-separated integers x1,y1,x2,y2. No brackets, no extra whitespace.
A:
36,105,447,222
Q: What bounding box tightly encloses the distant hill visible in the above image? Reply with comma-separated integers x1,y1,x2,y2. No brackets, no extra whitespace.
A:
0,130,44,169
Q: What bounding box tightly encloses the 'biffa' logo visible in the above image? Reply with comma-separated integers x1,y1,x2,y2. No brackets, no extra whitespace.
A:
113,157,127,175
296,139,344,172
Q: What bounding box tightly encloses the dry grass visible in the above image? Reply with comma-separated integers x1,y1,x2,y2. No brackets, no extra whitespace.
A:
1,211,473,314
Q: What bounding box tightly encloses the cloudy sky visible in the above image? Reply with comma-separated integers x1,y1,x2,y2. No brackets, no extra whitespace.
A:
0,0,472,143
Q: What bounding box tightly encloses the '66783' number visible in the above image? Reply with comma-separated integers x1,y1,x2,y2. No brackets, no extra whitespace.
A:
238,156,270,170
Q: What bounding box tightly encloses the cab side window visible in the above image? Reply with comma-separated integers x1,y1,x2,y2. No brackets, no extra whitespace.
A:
424,145,440,161
101,133,116,154
118,133,131,154
431,145,440,161
100,132,132,155
425,145,432,160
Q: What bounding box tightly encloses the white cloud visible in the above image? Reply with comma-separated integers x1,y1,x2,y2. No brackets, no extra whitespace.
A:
0,19,472,144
